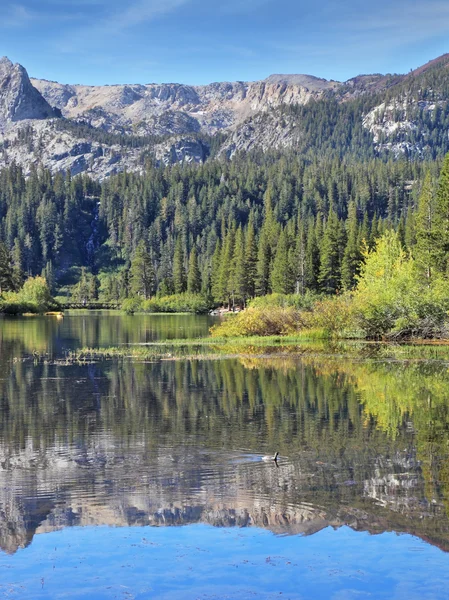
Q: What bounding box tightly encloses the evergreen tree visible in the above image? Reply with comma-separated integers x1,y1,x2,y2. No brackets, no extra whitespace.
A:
414,171,436,281
11,239,24,290
432,154,449,274
270,228,291,294
0,241,14,294
256,186,277,295
319,209,343,294
187,247,201,294
341,202,362,290
217,225,235,307
129,240,155,299
293,216,307,295
305,218,320,291
244,216,258,299
173,237,187,294
231,227,247,307
42,261,55,295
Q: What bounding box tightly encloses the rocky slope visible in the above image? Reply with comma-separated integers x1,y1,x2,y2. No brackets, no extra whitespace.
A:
31,74,339,136
1,54,449,177
0,57,57,130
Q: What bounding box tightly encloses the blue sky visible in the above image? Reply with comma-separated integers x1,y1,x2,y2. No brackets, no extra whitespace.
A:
1,0,449,85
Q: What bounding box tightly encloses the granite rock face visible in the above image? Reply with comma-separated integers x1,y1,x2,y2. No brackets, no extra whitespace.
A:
30,75,338,136
0,57,57,129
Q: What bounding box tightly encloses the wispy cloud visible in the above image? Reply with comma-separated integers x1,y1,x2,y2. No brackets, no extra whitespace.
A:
335,1,449,46
218,0,274,16
1,1,89,28
2,4,35,28
101,0,189,33
55,0,191,53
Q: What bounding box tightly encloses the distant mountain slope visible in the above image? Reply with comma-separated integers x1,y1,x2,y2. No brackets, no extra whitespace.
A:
30,74,340,136
0,57,57,129
0,53,449,177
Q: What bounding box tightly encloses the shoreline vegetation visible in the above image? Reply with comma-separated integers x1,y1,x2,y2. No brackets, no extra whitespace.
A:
0,276,58,315
3,228,449,345
34,338,449,365
3,153,449,337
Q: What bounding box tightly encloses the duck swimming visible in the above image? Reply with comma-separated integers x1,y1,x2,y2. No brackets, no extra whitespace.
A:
262,451,279,462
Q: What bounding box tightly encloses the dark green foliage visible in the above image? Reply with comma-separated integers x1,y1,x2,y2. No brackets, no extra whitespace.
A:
319,209,345,294
0,151,440,307
173,237,187,294
0,241,14,294
271,228,292,294
341,202,363,290
130,240,155,299
187,247,201,294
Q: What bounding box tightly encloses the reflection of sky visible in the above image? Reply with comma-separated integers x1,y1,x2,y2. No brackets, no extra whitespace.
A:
1,525,449,599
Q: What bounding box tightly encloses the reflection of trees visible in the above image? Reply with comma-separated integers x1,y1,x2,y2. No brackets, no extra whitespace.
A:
263,355,449,517
1,355,449,555
0,313,214,364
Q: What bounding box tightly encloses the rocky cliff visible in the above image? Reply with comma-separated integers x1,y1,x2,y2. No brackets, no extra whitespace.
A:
0,57,57,130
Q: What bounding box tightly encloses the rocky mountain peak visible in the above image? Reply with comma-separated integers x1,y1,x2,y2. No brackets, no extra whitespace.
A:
264,73,339,91
0,56,57,127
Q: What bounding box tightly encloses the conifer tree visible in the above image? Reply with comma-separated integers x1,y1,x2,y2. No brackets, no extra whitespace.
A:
210,241,222,302
42,261,55,295
305,218,320,291
271,228,291,294
231,227,246,307
244,217,258,299
415,171,436,280
319,209,342,294
341,202,362,290
256,187,277,296
293,215,306,295
187,247,201,294
433,154,449,274
11,239,24,290
130,240,155,299
217,225,235,307
173,237,187,294
0,241,14,294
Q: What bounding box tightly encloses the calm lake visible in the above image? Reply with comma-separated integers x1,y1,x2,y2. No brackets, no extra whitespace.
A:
1,312,449,599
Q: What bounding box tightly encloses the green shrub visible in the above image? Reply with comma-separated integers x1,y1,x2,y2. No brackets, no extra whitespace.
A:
210,306,303,337
352,231,449,338
0,276,56,314
302,294,355,336
122,297,143,314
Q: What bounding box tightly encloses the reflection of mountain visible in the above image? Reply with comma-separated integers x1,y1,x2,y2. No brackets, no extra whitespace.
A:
1,355,449,554
0,438,447,555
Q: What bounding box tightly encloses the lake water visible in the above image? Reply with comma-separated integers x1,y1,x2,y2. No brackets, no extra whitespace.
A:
1,312,449,599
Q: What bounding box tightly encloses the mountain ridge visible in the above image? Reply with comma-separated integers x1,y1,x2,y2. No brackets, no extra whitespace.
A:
1,53,449,177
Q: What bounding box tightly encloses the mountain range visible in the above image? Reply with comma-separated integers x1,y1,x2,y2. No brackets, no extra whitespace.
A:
1,53,449,178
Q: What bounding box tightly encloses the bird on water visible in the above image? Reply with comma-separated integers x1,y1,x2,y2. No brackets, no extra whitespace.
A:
262,451,279,462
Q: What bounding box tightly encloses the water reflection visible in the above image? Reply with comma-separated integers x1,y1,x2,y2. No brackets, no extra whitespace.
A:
0,311,216,358
0,355,449,555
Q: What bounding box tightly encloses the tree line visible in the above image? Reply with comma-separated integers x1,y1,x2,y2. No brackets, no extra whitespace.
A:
0,151,442,305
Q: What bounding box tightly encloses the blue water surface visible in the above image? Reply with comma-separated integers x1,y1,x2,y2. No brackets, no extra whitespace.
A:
0,524,448,600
